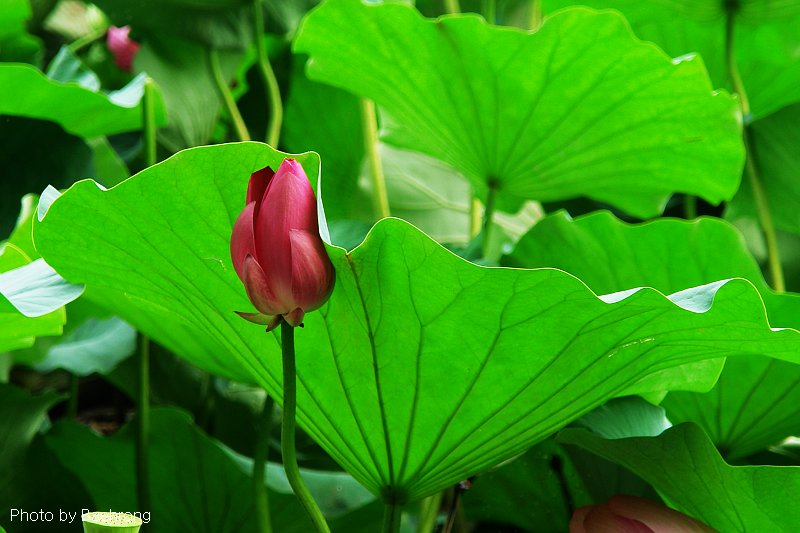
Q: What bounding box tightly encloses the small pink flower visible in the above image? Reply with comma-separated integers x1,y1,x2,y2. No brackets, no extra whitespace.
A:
230,159,334,331
570,495,717,533
106,26,140,72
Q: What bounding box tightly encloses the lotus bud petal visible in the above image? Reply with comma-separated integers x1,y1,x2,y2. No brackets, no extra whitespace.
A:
106,26,140,72
231,159,334,329
570,495,717,533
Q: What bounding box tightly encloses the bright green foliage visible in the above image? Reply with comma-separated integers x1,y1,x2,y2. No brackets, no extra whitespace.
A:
294,0,744,217
559,423,800,531
506,211,800,459
543,0,800,120
0,64,166,138
34,143,800,503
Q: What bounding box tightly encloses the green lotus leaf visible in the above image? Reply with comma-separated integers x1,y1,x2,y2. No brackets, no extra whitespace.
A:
543,0,800,120
34,143,800,503
294,0,743,218
559,423,800,531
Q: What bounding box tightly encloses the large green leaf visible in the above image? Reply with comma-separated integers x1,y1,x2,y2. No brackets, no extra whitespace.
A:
294,0,743,218
543,0,800,120
505,211,800,458
559,423,800,531
35,143,800,504
0,64,166,138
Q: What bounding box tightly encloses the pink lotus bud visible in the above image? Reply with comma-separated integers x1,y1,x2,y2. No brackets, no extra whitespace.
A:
106,26,140,72
570,495,717,533
230,159,334,331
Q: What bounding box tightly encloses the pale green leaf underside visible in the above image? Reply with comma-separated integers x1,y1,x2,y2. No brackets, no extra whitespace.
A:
0,64,166,138
0,245,65,352
559,423,800,531
35,143,800,503
294,0,743,217
507,210,800,459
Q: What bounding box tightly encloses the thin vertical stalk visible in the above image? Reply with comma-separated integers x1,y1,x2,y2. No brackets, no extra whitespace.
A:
253,0,283,147
481,183,498,259
208,48,251,142
725,8,785,292
685,195,697,219
136,80,157,514
444,0,461,14
482,0,496,24
280,322,330,533
417,491,443,533
136,333,150,512
360,99,391,220
381,502,402,533
469,198,482,238
253,395,275,533
527,0,542,31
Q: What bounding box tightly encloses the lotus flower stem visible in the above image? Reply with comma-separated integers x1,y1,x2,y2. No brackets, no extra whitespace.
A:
280,322,330,532
685,195,697,219
253,0,283,147
253,394,275,533
724,8,785,292
444,0,461,14
208,48,251,142
360,99,391,220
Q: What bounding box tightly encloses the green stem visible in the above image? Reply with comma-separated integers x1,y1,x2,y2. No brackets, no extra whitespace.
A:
136,333,150,512
280,322,330,533
254,395,275,533
481,183,498,259
528,0,542,30
381,502,402,533
469,197,482,238
724,7,785,292
684,195,697,219
482,0,496,24
67,375,79,418
444,0,461,14
143,78,157,167
253,0,283,147
68,26,106,53
360,99,391,220
208,48,251,142
417,491,443,533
